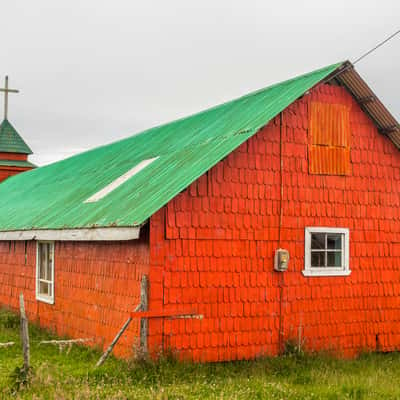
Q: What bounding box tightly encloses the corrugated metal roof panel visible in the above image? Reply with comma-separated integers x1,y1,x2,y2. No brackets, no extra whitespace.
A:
309,101,351,175
310,102,350,147
0,62,343,232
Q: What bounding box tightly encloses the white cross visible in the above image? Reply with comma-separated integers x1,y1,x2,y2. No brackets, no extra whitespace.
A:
0,76,19,120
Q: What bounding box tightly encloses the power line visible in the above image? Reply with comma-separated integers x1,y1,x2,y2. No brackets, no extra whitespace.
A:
353,29,400,64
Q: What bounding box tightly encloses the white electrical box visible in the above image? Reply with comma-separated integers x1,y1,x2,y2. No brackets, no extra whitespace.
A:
274,248,289,272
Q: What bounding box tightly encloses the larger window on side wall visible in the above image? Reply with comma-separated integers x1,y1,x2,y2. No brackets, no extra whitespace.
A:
36,242,55,304
303,227,350,277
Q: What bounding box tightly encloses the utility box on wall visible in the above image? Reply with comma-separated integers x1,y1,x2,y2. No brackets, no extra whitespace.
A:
274,248,289,272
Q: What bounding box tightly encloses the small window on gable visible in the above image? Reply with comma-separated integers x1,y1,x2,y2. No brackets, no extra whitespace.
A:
36,242,55,304
309,102,351,175
303,227,350,277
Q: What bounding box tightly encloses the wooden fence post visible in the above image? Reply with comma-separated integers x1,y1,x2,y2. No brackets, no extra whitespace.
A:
19,293,30,372
139,275,149,357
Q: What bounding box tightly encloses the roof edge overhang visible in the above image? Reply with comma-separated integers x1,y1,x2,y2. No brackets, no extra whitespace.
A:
0,227,141,241
0,149,33,155
328,61,400,147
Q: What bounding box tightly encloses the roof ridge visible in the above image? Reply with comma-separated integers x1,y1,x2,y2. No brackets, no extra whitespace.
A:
117,61,346,142
0,61,343,231
40,61,346,167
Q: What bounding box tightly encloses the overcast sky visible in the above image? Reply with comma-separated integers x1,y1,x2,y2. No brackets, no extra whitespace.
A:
1,0,399,166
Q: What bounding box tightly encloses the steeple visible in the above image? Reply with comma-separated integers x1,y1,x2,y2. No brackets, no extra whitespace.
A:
0,119,33,154
0,76,35,183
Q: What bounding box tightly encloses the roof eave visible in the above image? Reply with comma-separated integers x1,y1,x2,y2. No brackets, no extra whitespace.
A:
332,61,400,147
0,227,141,241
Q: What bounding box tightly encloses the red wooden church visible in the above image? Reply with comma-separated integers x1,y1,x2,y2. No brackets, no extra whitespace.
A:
0,77,35,182
0,61,399,361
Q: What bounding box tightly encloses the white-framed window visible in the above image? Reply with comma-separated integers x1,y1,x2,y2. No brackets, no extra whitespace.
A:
303,227,350,277
36,241,55,304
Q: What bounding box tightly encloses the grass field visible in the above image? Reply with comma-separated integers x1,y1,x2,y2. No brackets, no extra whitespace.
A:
1,309,400,399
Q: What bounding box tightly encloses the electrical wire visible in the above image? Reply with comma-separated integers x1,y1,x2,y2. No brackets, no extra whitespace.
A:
353,29,400,65
319,28,400,86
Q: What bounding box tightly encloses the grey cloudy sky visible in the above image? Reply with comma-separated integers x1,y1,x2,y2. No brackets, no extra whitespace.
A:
1,0,399,166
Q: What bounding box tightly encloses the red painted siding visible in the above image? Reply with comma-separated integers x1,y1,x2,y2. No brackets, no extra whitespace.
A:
0,236,149,357
146,83,400,361
0,166,32,183
0,153,28,161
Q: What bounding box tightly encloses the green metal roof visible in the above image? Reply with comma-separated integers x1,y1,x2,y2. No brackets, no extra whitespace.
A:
0,119,33,154
0,62,343,232
0,159,36,168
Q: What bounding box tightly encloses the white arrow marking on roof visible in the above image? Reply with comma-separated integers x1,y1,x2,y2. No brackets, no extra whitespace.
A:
84,157,159,203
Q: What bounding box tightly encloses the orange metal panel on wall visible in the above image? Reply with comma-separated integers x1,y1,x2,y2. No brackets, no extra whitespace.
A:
309,146,351,176
310,102,350,147
309,101,351,175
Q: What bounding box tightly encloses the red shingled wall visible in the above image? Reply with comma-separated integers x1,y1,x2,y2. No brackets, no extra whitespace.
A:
0,152,33,182
0,166,32,183
0,235,149,358
147,83,400,361
0,153,28,161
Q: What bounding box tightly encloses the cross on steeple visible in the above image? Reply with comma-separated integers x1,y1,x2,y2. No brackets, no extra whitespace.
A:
0,76,19,120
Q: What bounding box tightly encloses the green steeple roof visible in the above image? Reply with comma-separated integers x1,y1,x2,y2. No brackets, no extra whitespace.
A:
0,119,33,154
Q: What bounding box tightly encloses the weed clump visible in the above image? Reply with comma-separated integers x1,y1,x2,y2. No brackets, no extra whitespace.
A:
0,309,19,329
9,365,34,393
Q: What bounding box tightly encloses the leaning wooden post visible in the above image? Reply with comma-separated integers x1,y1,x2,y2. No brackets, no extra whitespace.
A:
139,275,149,357
19,293,30,372
96,305,140,367
96,275,148,367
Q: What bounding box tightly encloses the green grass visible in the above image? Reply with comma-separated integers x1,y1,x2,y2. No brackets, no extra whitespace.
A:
1,309,400,399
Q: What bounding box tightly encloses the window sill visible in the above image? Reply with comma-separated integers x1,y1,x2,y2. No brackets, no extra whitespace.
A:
36,295,54,305
302,269,351,277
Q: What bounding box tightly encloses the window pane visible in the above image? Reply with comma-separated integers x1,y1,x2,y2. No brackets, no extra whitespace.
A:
327,252,342,267
311,251,325,267
40,244,48,280
47,262,52,281
39,281,49,296
47,245,53,281
39,245,46,279
327,234,342,250
39,263,46,279
48,243,53,263
311,233,325,249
